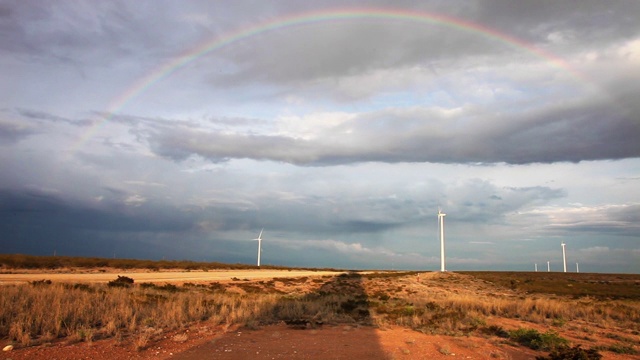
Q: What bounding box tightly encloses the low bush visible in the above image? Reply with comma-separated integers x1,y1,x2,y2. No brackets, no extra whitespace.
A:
64,283,92,292
107,275,134,288
536,345,602,360
509,328,569,351
29,279,52,286
156,284,180,292
481,325,509,338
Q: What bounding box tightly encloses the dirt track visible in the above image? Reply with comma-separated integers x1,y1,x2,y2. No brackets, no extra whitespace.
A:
0,270,346,285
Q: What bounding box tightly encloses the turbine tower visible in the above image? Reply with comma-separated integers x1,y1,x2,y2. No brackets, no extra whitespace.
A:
438,209,446,272
253,229,264,267
561,242,567,273
547,261,550,272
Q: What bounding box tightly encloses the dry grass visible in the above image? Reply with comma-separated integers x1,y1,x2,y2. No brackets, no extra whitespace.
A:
462,271,640,300
365,273,640,336
0,281,279,347
1,270,639,357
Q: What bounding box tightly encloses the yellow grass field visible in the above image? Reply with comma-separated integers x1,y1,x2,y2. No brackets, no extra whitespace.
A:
0,269,346,285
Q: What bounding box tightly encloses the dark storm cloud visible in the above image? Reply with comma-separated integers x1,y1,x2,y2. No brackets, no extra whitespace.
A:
148,129,311,163
0,1,209,65
191,191,416,237
0,184,405,260
0,188,194,233
473,0,640,44
0,108,98,144
449,182,566,223
145,97,639,165
0,119,37,143
212,19,500,87
195,0,640,89
3,1,638,80
17,108,93,126
0,187,220,260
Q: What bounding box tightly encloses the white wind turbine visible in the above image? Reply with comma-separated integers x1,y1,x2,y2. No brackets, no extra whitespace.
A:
438,209,447,272
561,242,567,273
253,229,264,267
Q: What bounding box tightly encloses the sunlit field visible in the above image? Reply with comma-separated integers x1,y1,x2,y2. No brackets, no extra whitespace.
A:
1,255,639,359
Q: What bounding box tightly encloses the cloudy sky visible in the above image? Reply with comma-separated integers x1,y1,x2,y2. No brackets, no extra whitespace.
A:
1,1,639,273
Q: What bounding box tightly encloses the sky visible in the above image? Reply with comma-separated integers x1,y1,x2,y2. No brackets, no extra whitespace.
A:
1,1,639,273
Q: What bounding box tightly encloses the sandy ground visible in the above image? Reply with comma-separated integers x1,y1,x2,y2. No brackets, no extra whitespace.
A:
0,269,346,285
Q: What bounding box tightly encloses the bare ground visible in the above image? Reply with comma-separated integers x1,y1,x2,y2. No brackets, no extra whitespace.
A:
1,322,543,360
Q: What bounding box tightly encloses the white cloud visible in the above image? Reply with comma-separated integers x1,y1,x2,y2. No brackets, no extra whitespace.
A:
617,38,640,64
527,203,640,235
124,194,146,207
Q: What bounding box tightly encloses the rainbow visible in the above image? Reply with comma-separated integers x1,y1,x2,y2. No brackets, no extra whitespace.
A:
72,7,586,152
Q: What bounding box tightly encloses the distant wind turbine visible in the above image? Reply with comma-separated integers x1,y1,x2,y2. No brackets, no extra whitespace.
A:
535,263,538,272
576,262,579,273
547,261,550,272
438,209,446,272
253,229,264,267
561,242,567,273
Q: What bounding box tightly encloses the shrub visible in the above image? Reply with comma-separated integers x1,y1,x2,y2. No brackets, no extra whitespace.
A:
536,345,602,360
63,283,92,292
107,275,134,287
209,282,226,292
29,279,52,286
509,328,569,351
156,284,179,292
139,282,157,289
481,325,509,338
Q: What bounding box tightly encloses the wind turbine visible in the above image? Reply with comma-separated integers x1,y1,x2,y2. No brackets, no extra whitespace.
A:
547,261,550,272
253,229,264,267
561,242,567,273
438,209,446,272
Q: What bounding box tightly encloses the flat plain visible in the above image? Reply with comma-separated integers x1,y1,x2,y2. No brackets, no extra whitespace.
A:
1,255,639,359
0,269,346,285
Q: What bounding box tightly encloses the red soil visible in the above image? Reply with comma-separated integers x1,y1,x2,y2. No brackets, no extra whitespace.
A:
2,323,542,360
